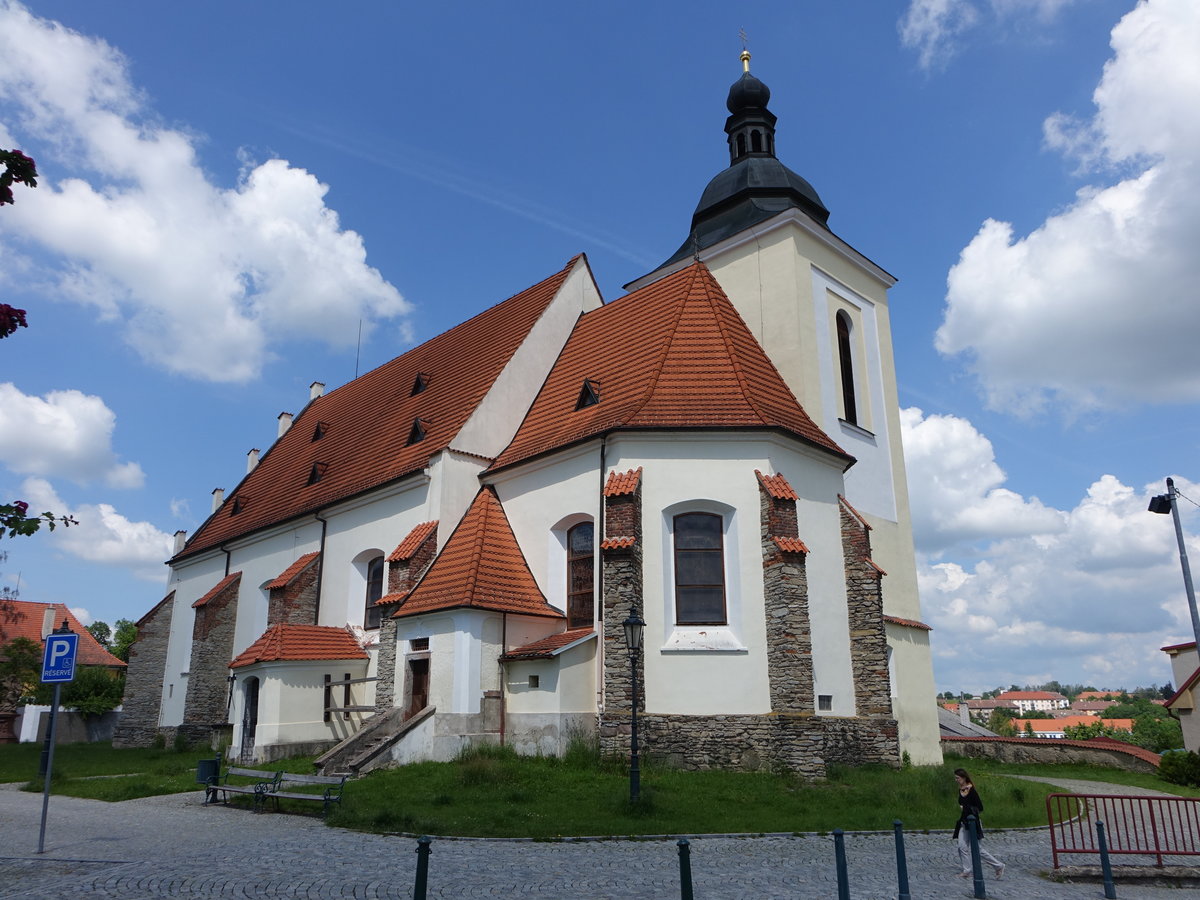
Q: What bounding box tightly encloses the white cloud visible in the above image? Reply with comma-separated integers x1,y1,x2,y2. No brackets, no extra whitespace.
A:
0,1,410,383
69,606,92,626
902,405,1198,691
900,407,1064,553
21,477,174,582
899,0,1078,70
935,0,1200,415
0,382,143,488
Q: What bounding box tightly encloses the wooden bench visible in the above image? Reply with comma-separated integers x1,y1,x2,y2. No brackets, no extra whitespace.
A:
206,766,280,809
261,772,347,816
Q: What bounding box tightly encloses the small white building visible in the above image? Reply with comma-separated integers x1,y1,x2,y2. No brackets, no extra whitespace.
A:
1163,641,1200,752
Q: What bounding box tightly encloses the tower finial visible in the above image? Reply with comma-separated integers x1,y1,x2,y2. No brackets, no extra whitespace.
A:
739,28,751,72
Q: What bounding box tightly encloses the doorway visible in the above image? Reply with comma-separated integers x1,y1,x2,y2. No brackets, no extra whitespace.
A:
406,658,429,719
239,677,259,762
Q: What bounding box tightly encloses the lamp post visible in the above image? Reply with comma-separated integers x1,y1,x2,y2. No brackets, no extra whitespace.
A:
622,612,644,804
1149,477,1200,649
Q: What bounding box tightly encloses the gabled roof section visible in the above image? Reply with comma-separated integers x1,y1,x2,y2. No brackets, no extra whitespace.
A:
264,552,320,590
388,521,439,562
229,624,368,668
192,572,242,608
176,257,585,561
393,487,564,620
502,628,596,660
884,614,931,631
0,599,126,668
491,262,849,472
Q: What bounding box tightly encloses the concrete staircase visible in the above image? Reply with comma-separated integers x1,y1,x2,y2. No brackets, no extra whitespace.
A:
314,706,434,775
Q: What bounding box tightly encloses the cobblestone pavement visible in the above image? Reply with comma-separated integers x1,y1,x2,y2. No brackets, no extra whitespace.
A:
1,780,1195,898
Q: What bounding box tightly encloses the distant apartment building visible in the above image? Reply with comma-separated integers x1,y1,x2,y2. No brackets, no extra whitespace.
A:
994,690,1069,714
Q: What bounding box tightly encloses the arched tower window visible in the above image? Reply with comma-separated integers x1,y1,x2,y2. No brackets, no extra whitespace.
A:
736,133,746,158
751,130,762,152
836,311,858,425
566,522,594,629
364,555,385,629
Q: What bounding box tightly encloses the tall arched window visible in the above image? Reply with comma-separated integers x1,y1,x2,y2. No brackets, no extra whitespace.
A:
836,311,858,425
674,513,726,625
364,555,385,629
566,522,594,629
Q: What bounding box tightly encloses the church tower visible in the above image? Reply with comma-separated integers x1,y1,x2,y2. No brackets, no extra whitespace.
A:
629,52,941,763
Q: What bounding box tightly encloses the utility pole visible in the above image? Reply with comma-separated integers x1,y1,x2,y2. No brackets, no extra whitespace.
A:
1149,478,1200,649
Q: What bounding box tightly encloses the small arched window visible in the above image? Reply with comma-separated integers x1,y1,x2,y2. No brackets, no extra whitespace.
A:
364,555,385,629
673,513,726,625
566,522,594,629
836,311,858,425
736,133,746,158
751,130,762,152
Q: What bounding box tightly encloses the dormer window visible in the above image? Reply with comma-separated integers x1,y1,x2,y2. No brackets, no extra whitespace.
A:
231,495,246,515
575,379,600,410
407,418,427,445
307,462,329,485
311,421,329,441
411,373,429,396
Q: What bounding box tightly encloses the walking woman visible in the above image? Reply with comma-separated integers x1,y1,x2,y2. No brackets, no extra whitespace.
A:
953,768,1004,879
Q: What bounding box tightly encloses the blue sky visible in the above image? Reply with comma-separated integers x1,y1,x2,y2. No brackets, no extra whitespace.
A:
2,0,1198,695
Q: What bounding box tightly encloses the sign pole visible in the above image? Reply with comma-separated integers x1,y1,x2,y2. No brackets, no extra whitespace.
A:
37,681,62,854
36,621,78,855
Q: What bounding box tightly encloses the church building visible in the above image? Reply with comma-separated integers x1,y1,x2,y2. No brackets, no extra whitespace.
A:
115,54,941,775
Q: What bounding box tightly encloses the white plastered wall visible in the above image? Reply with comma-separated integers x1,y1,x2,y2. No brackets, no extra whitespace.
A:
228,658,369,752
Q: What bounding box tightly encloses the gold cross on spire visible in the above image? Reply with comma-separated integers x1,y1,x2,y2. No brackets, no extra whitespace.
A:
739,28,751,72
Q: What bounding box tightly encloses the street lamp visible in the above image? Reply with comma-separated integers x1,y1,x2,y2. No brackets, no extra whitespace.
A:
622,612,645,804
1149,477,1200,649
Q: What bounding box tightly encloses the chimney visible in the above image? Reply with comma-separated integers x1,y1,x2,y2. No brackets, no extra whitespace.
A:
310,381,325,400
211,488,225,512
246,448,260,473
173,530,187,555
278,412,293,438
960,699,971,726
41,607,56,639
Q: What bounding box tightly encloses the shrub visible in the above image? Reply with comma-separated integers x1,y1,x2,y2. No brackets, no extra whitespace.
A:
1158,749,1200,787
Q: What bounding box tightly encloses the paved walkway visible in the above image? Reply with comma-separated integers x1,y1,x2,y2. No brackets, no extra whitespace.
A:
0,779,1195,898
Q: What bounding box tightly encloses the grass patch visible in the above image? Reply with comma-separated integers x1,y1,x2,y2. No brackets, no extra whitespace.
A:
323,747,1058,837
945,754,1200,798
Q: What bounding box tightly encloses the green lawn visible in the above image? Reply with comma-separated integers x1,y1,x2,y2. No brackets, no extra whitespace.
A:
2,741,1190,837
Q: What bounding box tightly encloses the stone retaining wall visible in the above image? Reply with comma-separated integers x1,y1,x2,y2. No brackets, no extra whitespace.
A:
943,736,1161,773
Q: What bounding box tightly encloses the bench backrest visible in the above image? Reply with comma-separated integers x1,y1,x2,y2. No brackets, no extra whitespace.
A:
224,767,278,782
278,772,346,787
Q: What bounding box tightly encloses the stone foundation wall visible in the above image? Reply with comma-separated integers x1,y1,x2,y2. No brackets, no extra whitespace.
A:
840,500,893,718
599,711,900,777
112,592,174,748
759,483,813,713
944,737,1160,774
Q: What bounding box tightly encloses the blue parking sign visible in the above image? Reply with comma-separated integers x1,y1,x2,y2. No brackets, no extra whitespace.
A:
42,633,79,683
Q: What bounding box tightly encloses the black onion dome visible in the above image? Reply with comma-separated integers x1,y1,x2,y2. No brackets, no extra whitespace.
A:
655,60,830,271
727,71,770,112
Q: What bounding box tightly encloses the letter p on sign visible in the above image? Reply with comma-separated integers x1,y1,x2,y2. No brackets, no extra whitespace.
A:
41,633,79,683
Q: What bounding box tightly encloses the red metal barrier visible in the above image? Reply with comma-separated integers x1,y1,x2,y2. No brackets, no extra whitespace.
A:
1047,793,1200,868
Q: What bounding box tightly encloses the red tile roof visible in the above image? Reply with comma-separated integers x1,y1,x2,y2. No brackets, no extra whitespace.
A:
0,599,126,667
1075,690,1123,700
996,690,1067,701
600,536,637,550
604,468,642,497
229,624,368,668
502,628,596,660
376,590,409,607
491,262,850,472
756,470,799,500
264,552,320,590
389,521,438,562
884,615,932,631
192,572,242,608
393,487,565,620
838,494,872,530
176,257,585,560
772,536,809,554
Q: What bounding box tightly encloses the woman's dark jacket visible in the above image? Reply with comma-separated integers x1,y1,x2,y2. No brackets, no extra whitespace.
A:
954,786,985,839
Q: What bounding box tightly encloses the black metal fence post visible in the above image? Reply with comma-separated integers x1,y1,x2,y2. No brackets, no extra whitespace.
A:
413,835,432,900
677,838,693,900
1097,821,1117,899
893,819,911,900
966,815,986,899
833,828,850,900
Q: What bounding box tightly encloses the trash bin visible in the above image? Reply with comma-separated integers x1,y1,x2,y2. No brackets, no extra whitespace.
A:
196,755,221,803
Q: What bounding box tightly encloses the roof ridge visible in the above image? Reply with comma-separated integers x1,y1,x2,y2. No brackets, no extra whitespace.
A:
622,264,702,424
